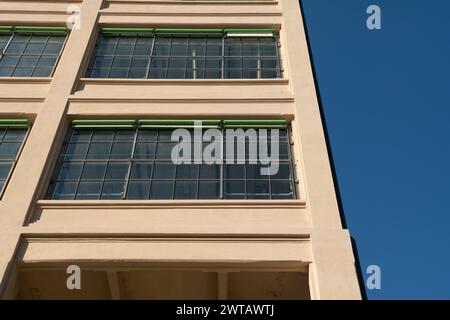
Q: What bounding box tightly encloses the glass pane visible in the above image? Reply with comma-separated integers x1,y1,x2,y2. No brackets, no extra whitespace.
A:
0,162,13,180
64,143,88,160
152,162,175,179
198,180,220,199
246,164,265,179
32,67,53,77
114,130,135,142
134,143,156,159
271,180,294,199
130,162,153,179
92,130,114,142
3,129,26,142
155,142,176,160
0,143,21,160
101,181,125,199
52,181,77,200
12,68,33,77
110,142,133,159
246,180,270,199
224,164,245,179
76,181,102,200
81,162,107,179
150,180,173,199
0,56,20,67
174,181,197,199
86,142,112,159
224,180,245,199
105,162,129,180
272,163,291,179
17,56,39,67
199,164,220,179
175,164,198,179
137,130,158,142
70,130,92,142
57,162,83,180
126,181,151,199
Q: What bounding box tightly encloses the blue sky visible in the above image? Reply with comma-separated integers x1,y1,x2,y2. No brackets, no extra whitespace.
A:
301,0,450,299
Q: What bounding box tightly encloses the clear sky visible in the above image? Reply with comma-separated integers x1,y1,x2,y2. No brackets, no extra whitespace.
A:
301,0,450,299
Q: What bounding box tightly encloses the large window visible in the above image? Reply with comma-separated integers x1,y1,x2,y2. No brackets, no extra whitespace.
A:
48,120,296,200
0,26,67,77
87,28,282,79
0,120,29,196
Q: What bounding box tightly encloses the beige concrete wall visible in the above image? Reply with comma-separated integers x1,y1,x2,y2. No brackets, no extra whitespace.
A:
0,0,361,300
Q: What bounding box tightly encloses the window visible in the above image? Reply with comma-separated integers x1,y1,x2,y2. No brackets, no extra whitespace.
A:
0,120,29,197
0,26,67,77
48,120,296,200
87,28,282,79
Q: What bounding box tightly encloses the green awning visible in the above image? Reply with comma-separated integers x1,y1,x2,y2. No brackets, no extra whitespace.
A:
223,120,287,128
0,26,13,34
101,28,154,36
155,28,223,37
138,120,221,129
14,26,67,34
72,120,136,129
0,119,29,128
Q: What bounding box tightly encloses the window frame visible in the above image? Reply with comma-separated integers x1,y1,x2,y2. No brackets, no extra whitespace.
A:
86,28,283,80
0,26,68,78
47,120,298,200
0,121,31,198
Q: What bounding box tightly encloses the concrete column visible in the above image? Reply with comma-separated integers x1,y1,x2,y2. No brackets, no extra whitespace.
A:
0,0,104,299
309,230,362,300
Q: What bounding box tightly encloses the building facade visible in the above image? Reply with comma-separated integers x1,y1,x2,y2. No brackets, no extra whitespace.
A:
0,0,361,300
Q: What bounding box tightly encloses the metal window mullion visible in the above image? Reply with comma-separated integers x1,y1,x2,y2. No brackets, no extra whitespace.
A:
164,36,173,79
275,33,282,78
219,124,224,199
97,130,115,199
221,35,225,79
30,34,49,76
287,126,297,199
145,36,156,78
106,36,120,78
124,36,137,79
0,33,14,61
121,127,139,199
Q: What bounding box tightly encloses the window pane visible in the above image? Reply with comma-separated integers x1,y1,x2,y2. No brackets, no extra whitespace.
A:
153,162,175,179
76,181,102,200
127,181,151,199
81,162,107,179
86,142,112,159
3,129,26,142
101,180,125,199
0,143,21,160
130,162,153,179
224,180,245,199
64,143,88,160
0,162,13,180
246,180,270,199
199,164,220,179
271,180,294,199
57,162,83,180
150,180,173,199
105,162,129,180
174,181,197,199
110,142,133,159
175,164,198,179
52,181,77,200
198,180,220,199
134,143,156,159
224,164,245,179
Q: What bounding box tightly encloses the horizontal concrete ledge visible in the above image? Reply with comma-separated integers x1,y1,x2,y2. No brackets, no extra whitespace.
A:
79,78,289,86
0,77,52,84
36,199,307,209
100,12,282,17
68,98,295,103
106,0,278,5
18,237,312,265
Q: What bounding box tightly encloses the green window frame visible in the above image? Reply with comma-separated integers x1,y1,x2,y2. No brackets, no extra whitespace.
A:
48,120,297,200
